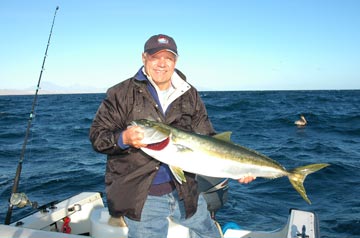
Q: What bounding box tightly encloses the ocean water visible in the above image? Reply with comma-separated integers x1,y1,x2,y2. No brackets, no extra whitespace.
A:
0,90,359,237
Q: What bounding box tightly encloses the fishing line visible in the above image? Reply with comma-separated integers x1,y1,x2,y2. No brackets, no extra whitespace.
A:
4,6,60,225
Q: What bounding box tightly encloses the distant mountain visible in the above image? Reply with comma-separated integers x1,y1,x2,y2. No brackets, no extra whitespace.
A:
0,82,216,96
0,81,106,95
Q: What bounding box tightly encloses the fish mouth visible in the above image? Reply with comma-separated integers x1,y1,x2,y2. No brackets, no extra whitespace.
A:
131,120,170,145
131,119,153,128
131,121,138,126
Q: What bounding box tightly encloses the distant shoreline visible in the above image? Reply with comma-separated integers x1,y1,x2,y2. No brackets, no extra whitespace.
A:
0,89,105,96
1,88,359,96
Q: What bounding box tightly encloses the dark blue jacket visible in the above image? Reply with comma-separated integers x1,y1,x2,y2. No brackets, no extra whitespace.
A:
89,67,215,220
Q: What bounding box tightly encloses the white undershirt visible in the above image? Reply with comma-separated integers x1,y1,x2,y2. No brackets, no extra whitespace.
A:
157,85,175,112
142,67,191,113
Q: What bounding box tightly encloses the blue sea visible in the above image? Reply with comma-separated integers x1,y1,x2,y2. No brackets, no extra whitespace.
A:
0,90,359,237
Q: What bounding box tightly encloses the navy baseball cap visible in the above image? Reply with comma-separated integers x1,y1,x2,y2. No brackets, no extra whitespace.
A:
144,34,178,56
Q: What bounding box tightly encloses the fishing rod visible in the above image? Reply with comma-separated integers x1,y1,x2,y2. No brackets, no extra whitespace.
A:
4,6,60,225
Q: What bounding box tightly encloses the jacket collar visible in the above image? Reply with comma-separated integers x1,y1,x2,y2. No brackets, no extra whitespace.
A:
133,66,191,115
134,67,148,82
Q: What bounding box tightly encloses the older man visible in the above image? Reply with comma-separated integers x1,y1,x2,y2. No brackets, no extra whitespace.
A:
90,34,254,238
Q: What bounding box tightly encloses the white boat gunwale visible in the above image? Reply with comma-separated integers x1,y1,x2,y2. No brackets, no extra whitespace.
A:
1,191,320,238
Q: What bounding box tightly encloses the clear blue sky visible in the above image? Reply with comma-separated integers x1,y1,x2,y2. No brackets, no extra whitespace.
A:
1,0,359,91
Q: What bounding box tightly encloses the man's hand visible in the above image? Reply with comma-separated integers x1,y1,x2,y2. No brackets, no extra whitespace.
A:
122,126,147,148
238,175,256,184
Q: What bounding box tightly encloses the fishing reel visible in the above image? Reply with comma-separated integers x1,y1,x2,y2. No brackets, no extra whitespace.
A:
197,175,229,219
10,193,38,209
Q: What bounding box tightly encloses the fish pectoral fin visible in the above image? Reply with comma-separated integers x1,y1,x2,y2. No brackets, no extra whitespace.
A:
213,132,232,142
174,144,193,153
169,166,186,184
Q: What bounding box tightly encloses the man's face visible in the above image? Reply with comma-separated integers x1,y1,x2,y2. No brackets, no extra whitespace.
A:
142,50,177,90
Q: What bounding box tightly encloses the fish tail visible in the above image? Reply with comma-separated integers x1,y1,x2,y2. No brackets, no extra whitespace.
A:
288,163,329,204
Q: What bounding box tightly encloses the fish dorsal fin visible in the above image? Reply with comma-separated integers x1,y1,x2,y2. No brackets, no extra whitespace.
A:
169,166,186,184
213,132,232,142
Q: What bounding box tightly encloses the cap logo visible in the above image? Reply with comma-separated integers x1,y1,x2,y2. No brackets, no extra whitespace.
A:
158,37,169,44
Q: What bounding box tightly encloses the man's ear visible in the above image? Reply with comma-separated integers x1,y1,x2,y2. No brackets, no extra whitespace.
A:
142,53,146,65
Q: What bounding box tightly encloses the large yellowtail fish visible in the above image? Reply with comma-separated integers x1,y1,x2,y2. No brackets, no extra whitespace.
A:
131,119,329,204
